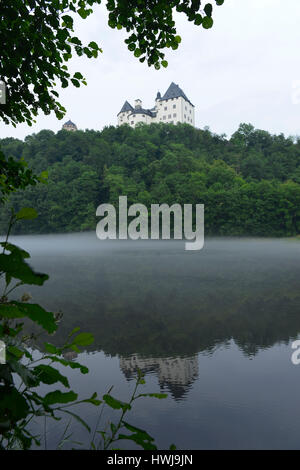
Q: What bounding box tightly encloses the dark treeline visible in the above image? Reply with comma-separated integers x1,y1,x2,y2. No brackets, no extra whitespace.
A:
1,122,300,236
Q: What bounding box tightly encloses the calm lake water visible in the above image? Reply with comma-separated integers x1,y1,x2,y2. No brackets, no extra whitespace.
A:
9,233,300,449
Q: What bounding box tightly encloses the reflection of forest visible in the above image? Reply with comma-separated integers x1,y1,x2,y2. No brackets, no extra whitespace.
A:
23,238,300,358
120,354,198,400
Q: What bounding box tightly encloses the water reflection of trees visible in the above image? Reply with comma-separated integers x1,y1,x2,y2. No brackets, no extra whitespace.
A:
26,241,300,359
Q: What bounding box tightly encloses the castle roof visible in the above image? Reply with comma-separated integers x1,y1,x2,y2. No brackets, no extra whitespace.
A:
161,82,194,107
118,100,134,115
63,120,76,126
129,108,157,118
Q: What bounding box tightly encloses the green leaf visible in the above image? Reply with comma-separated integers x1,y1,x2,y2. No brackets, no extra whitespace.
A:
44,343,61,355
194,14,203,25
73,72,83,80
122,421,152,437
7,345,24,358
44,356,89,374
202,16,214,29
204,3,213,17
43,390,77,405
39,170,48,180
103,394,131,411
70,37,82,45
137,393,168,399
88,41,99,50
134,48,142,58
216,0,224,5
118,431,157,450
70,333,94,347
16,207,38,220
71,78,80,88
62,53,72,63
0,252,48,286
33,364,70,388
174,35,182,43
62,15,73,28
0,302,57,334
78,7,90,19
0,387,30,421
81,392,102,406
0,243,30,259
161,60,168,68
68,327,81,338
9,358,38,386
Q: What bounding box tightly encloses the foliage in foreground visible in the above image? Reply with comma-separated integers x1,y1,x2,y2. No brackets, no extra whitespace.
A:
0,208,170,450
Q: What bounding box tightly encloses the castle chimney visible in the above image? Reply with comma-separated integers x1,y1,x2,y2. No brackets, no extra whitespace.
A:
134,99,142,109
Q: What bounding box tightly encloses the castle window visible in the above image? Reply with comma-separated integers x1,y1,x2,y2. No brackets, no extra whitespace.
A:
163,116,166,120
131,121,134,125
173,113,176,117
190,110,192,114
184,114,186,118
168,114,171,118
164,106,167,111
173,104,176,109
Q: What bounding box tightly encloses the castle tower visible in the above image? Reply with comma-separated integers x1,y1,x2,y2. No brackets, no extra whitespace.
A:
134,99,142,110
117,101,134,126
62,120,77,131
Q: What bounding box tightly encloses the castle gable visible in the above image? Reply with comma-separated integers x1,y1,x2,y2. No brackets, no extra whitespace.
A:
118,100,134,115
161,82,194,107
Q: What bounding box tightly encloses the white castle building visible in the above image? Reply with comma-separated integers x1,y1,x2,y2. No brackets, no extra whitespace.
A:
117,82,195,128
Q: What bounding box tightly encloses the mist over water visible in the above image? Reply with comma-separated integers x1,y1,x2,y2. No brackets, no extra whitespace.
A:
10,233,300,449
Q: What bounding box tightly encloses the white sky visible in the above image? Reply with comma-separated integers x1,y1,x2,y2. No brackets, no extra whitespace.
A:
1,0,300,140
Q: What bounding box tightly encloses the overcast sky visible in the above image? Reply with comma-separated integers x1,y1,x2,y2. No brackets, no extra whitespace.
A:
1,0,300,140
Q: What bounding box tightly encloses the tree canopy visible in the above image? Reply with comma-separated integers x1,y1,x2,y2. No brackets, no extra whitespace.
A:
0,0,224,127
1,122,300,237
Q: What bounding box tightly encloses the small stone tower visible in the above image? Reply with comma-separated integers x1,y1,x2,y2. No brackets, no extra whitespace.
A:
62,120,77,131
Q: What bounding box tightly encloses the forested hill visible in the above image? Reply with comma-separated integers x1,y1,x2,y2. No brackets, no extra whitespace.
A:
1,122,300,236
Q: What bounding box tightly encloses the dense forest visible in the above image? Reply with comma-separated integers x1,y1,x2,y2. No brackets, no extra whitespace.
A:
1,122,300,236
